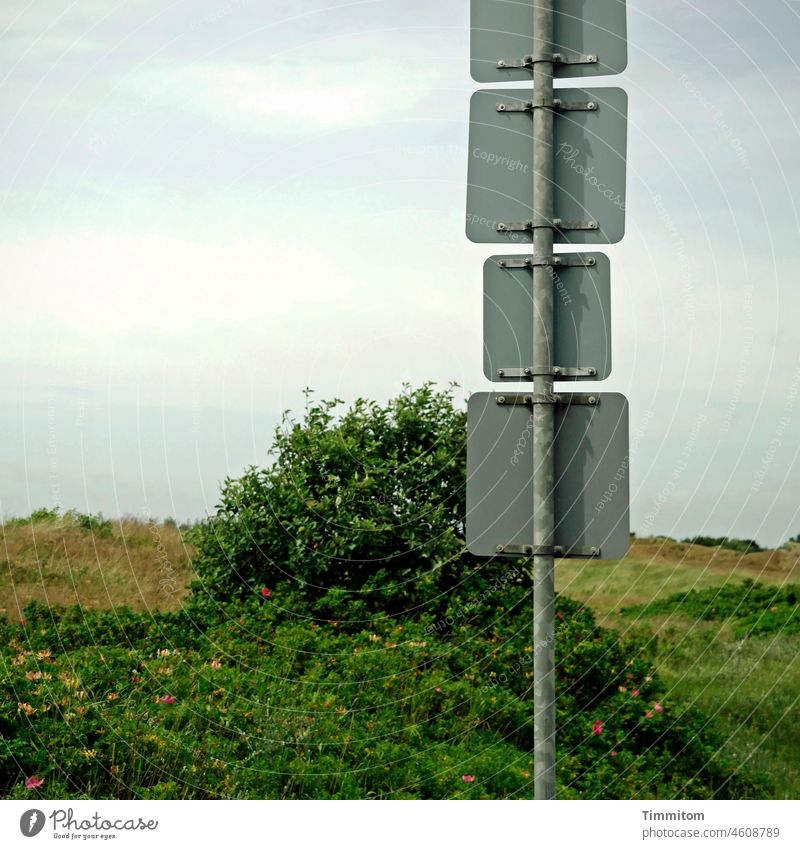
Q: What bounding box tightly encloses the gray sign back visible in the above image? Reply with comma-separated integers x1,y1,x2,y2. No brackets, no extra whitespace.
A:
471,0,628,83
466,86,628,244
484,252,612,382
466,392,629,559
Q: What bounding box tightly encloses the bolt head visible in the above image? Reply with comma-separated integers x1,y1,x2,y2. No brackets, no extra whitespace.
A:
553,366,561,374
496,544,504,552
588,395,597,404
497,395,506,405
497,369,505,377
497,60,506,68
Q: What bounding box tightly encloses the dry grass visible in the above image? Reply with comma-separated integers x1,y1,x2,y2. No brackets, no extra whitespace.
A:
0,516,195,621
5,527,798,626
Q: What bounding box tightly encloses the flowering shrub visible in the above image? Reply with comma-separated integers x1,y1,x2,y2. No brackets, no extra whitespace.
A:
0,591,766,800
187,385,469,615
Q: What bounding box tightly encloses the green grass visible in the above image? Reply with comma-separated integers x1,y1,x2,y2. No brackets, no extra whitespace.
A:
557,557,738,626
654,623,800,799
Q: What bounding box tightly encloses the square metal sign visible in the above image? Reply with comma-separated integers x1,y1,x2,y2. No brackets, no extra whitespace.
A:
466,86,628,244
466,392,630,559
471,0,628,83
484,252,612,382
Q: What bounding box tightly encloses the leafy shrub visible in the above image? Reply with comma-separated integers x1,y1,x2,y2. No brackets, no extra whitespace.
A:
3,507,61,527
734,602,800,639
29,507,61,523
189,384,470,616
64,510,114,539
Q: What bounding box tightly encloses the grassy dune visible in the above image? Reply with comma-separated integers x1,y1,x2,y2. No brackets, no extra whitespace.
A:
0,514,193,621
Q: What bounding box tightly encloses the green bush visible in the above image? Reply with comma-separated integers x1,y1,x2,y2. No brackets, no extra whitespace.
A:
189,384,470,616
64,510,114,539
3,507,61,527
29,507,61,523
681,536,763,554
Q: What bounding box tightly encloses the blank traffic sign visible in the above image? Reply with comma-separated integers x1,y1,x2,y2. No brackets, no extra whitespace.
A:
471,0,628,83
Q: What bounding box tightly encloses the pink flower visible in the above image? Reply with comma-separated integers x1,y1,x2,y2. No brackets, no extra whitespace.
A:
26,776,44,789
610,751,618,758
461,774,475,783
19,618,27,626
592,720,604,736
645,710,654,719
654,702,663,713
631,689,640,697
260,587,272,599
158,695,176,704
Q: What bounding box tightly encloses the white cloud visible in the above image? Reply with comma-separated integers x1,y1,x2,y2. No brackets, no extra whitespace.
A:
128,59,440,134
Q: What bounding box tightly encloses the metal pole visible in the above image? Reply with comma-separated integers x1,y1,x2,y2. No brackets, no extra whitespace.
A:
532,0,557,801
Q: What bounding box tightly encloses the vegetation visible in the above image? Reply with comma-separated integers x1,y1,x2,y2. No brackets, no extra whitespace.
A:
188,385,468,616
560,566,800,799
0,587,763,799
0,385,787,799
621,580,800,638
681,536,763,554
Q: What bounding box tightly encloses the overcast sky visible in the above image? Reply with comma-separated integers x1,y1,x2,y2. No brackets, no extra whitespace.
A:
2,0,800,546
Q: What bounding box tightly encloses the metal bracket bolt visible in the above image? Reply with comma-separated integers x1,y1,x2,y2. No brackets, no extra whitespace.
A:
496,99,597,113
496,255,596,269
497,219,599,233
496,393,599,406
495,53,598,70
497,366,597,379
496,543,600,557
